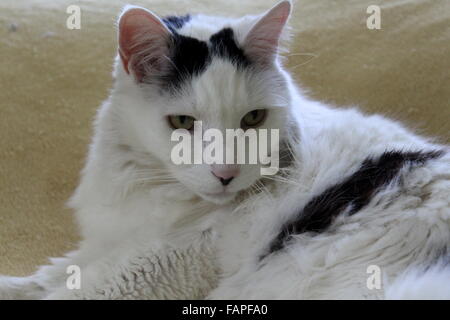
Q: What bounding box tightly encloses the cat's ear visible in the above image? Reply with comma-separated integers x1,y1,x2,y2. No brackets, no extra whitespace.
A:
244,1,291,65
118,6,172,82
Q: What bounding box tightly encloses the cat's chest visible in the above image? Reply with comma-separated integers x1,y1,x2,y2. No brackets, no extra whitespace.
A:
79,185,203,243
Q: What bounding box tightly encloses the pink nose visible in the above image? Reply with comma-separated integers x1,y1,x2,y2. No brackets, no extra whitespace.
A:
211,165,239,186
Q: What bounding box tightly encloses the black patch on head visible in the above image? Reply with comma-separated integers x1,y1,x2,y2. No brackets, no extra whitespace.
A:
163,33,210,91
209,28,250,68
162,14,191,32
262,150,444,259
150,26,251,91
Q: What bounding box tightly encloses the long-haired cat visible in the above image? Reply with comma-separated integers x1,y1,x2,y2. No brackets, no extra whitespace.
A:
1,1,449,299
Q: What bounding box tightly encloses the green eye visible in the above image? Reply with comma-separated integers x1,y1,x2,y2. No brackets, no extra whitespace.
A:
168,115,196,130
241,109,267,129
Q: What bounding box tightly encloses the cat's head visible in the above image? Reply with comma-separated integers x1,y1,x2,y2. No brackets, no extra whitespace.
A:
112,1,294,204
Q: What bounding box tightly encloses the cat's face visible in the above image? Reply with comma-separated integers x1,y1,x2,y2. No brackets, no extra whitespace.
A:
115,2,292,204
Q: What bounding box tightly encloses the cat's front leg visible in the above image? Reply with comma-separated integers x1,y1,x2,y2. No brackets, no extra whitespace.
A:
43,236,219,300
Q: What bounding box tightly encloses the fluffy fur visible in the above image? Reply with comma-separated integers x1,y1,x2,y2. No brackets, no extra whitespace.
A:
0,1,449,299
209,97,450,299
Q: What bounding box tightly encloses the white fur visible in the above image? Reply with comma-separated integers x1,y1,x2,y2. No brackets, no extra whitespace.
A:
386,265,450,300
208,99,450,299
1,1,449,299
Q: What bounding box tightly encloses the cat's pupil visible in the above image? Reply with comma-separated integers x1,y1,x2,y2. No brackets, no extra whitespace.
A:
251,111,258,120
179,116,186,124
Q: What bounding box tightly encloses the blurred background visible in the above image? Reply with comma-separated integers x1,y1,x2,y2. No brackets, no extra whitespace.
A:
0,0,449,276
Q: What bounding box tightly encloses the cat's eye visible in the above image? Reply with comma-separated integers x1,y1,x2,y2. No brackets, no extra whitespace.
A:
241,109,267,129
168,115,196,130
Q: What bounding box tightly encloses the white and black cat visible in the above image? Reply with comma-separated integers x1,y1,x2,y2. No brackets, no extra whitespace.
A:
1,1,449,299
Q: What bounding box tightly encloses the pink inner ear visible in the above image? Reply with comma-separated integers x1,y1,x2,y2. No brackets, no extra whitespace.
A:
118,7,171,81
244,1,291,65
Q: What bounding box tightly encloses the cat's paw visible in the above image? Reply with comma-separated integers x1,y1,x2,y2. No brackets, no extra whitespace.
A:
0,275,47,299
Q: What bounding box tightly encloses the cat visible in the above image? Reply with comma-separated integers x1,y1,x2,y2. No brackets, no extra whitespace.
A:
1,1,449,299
0,1,296,300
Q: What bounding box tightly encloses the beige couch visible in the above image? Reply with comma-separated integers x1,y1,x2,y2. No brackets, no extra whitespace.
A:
0,0,449,276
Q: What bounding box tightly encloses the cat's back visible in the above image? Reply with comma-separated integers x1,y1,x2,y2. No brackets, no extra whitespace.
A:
211,104,450,299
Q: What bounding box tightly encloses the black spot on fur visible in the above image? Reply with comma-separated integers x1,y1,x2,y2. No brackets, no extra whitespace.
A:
210,28,250,68
163,34,210,91
263,150,444,259
153,27,250,91
162,14,191,32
